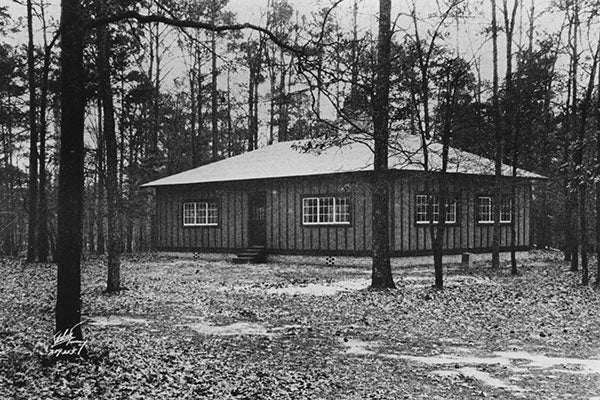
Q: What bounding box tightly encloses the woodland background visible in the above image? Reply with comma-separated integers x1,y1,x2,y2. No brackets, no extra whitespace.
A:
0,0,589,266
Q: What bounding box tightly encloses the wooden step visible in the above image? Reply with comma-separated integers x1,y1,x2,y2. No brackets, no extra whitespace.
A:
232,246,267,264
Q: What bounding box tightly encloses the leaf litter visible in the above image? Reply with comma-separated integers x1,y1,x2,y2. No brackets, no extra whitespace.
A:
2,250,600,399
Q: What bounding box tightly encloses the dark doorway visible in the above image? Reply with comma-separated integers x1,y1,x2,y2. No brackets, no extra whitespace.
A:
248,191,267,247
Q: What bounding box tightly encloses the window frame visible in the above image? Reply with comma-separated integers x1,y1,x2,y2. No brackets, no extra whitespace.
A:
477,196,493,224
477,195,513,224
182,200,220,227
500,196,513,223
415,193,458,225
301,195,352,226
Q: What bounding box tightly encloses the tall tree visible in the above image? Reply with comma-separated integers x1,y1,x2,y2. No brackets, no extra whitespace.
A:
55,0,86,343
38,2,52,262
596,53,600,286
370,0,395,289
567,1,580,272
503,0,518,275
26,0,38,263
97,0,121,292
491,0,502,270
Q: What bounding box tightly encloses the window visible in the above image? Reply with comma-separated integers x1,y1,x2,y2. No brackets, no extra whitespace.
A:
477,196,512,224
416,194,457,224
303,196,350,225
477,196,493,223
182,201,218,226
500,196,512,223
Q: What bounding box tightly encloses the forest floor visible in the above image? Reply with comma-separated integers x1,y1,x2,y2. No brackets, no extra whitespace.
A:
1,250,600,399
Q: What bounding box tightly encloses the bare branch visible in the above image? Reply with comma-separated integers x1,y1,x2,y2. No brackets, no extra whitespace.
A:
87,11,312,57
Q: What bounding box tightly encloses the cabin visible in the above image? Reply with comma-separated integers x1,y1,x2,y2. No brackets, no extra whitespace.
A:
142,136,543,262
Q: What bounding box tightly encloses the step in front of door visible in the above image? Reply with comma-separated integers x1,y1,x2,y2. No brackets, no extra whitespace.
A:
233,247,266,264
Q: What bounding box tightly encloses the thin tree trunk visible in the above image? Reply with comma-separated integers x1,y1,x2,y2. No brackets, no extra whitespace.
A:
97,5,121,293
227,68,232,155
596,57,600,286
503,0,518,275
278,47,288,142
570,2,580,272
370,0,395,290
574,39,600,286
211,26,218,159
38,4,51,262
247,56,255,151
491,0,502,270
190,49,197,166
152,19,160,155
96,99,105,255
26,0,38,263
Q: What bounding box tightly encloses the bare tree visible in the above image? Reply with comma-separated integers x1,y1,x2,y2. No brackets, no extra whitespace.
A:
97,0,121,292
26,0,38,263
370,0,395,289
491,0,502,270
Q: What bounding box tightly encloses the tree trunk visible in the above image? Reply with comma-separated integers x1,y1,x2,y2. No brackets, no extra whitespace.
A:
211,28,218,159
38,4,51,262
26,0,38,263
97,6,121,293
278,47,288,142
574,40,600,286
570,2,580,272
503,0,518,275
247,58,255,151
226,68,233,155
370,0,395,290
596,58,600,286
55,0,86,347
491,0,502,270
96,99,105,255
190,49,197,166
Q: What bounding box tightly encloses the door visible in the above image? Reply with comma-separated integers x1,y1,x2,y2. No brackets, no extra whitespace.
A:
248,191,267,247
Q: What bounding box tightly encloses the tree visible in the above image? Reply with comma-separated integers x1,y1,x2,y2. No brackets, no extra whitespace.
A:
55,0,87,344
491,0,502,270
502,0,518,275
370,0,395,289
38,2,54,262
96,0,121,292
26,0,38,263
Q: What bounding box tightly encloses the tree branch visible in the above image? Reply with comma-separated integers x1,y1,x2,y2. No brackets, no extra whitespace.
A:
87,11,312,57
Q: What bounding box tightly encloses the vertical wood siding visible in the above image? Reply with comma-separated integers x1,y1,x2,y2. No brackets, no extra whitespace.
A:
154,173,532,254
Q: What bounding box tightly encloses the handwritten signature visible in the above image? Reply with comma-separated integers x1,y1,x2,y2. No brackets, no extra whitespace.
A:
49,321,88,358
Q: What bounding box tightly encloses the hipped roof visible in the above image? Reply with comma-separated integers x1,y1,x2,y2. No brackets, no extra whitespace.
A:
142,136,545,187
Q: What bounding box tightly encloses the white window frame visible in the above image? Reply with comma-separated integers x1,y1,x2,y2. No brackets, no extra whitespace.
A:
477,196,512,224
182,201,218,226
500,196,512,223
416,194,457,224
477,196,493,224
302,196,350,225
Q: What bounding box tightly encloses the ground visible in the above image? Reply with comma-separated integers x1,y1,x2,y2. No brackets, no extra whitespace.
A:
1,250,600,399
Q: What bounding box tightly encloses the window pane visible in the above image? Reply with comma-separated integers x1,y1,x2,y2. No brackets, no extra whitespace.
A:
207,202,218,225
183,203,195,225
303,198,318,224
416,195,428,223
446,201,457,223
335,197,350,223
500,196,512,223
430,195,440,223
478,197,492,222
303,196,349,225
182,201,218,226
319,197,335,223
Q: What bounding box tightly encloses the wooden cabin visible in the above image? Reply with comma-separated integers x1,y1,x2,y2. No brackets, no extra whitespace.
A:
142,137,543,259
